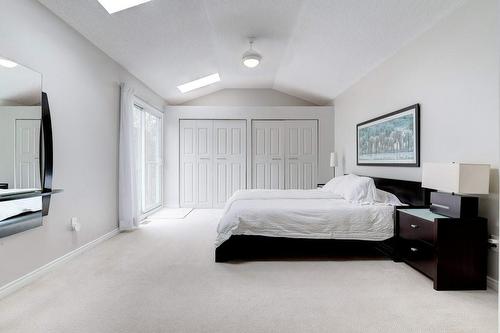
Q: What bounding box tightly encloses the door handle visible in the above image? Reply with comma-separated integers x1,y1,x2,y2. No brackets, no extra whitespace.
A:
410,224,419,229
410,247,418,252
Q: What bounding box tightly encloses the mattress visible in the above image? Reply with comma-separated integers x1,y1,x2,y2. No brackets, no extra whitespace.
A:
216,189,395,247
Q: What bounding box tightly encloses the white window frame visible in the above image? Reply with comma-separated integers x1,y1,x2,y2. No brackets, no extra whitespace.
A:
133,97,164,219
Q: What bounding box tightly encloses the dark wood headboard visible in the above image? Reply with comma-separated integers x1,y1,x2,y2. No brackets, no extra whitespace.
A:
369,176,432,207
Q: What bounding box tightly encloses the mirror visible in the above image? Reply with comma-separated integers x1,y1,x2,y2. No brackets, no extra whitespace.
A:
0,56,59,237
0,56,42,192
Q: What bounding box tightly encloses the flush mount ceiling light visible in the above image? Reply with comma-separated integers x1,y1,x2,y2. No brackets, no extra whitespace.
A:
177,73,221,93
0,57,18,68
97,0,153,14
242,38,262,68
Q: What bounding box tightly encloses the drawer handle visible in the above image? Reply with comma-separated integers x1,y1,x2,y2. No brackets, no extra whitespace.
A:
410,224,419,229
216,157,226,160
410,247,419,252
272,157,282,160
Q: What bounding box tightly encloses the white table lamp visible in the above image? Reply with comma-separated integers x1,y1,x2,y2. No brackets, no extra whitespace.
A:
422,162,490,195
330,152,337,177
422,162,490,217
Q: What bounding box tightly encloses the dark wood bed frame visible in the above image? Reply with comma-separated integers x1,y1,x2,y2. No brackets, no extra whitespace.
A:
215,176,432,262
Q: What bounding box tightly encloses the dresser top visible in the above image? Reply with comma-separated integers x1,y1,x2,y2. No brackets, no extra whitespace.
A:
398,208,450,222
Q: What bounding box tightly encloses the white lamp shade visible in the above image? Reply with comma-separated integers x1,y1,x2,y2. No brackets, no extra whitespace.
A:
330,152,337,167
422,162,490,194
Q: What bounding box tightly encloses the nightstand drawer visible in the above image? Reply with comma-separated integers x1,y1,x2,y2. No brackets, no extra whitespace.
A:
395,209,487,290
399,212,435,244
400,240,436,279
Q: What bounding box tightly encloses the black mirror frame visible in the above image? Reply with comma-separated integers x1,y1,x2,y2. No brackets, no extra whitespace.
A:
41,92,54,216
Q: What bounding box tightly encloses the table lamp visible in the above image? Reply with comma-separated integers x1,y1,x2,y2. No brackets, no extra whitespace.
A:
422,162,490,218
330,152,337,178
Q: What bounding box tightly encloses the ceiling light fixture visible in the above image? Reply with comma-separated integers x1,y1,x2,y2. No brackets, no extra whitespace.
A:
0,58,18,68
242,38,262,68
97,0,153,14
177,73,221,93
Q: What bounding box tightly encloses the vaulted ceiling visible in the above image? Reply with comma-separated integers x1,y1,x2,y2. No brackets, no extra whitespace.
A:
38,0,466,105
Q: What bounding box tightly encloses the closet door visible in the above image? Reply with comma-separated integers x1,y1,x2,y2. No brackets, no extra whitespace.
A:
285,120,318,189
252,121,285,189
195,120,213,208
213,120,246,208
180,120,213,208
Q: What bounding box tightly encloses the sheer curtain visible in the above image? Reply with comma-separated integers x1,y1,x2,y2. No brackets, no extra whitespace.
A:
118,83,139,230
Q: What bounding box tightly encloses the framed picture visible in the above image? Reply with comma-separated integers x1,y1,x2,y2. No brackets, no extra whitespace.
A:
357,104,420,167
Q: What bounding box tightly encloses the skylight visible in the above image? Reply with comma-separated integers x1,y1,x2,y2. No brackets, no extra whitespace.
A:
0,58,18,68
177,73,221,93
97,0,153,14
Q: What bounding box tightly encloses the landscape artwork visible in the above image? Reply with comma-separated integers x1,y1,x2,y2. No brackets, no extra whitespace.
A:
357,104,420,166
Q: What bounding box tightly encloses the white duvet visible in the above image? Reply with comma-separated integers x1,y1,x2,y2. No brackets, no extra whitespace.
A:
0,197,42,222
216,189,396,247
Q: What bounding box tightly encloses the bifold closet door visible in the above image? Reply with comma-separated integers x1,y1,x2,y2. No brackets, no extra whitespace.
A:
213,120,246,208
252,120,317,190
180,120,213,208
180,119,246,208
252,121,285,189
285,120,318,189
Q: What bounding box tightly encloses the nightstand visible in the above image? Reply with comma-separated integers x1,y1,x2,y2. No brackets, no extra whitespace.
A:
395,208,487,290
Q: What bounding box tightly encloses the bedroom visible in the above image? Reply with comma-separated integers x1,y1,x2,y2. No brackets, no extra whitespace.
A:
0,0,498,332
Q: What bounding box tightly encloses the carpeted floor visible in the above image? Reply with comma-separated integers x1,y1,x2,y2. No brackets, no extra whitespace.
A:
0,209,497,333
147,207,193,219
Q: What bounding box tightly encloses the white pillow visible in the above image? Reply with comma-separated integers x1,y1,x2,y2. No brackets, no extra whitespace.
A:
342,176,378,204
322,174,357,193
323,174,378,204
375,189,404,206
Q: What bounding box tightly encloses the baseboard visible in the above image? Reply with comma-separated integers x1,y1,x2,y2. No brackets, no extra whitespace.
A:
0,228,119,300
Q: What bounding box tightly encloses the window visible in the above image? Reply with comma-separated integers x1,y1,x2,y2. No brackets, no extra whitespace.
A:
133,99,163,216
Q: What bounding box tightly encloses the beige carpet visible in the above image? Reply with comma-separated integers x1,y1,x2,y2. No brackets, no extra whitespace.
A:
0,209,497,333
147,208,193,219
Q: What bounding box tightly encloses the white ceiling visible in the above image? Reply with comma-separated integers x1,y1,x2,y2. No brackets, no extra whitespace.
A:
0,64,41,106
38,0,466,105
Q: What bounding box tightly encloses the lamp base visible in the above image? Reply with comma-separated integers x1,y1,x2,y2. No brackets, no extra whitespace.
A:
430,192,479,218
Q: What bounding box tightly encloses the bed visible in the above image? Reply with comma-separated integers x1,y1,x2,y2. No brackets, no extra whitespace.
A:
0,196,42,222
0,189,42,221
215,175,431,262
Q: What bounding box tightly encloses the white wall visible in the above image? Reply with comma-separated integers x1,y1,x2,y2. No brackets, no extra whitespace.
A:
180,88,317,106
334,0,499,280
165,106,334,207
0,106,41,189
0,0,165,287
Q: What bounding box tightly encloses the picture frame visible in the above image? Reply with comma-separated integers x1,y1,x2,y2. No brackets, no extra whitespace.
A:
356,104,420,167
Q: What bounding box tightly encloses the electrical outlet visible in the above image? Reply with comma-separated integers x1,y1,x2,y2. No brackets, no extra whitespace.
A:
488,235,498,252
71,217,81,232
